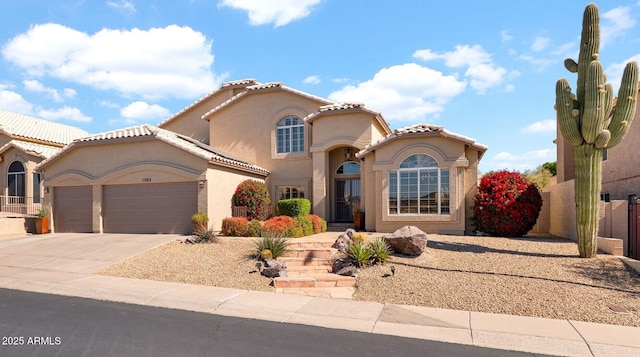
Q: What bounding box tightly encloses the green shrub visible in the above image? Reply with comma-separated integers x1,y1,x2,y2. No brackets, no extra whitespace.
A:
234,179,271,220
277,198,311,217
246,220,263,237
306,214,326,234
221,217,249,236
295,216,314,237
254,236,290,259
348,242,371,268
367,237,392,264
191,211,209,226
262,216,297,237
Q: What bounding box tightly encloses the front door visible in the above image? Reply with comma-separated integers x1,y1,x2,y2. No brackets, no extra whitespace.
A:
335,178,360,222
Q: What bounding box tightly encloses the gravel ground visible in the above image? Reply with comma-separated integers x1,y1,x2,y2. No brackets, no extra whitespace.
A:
96,233,640,327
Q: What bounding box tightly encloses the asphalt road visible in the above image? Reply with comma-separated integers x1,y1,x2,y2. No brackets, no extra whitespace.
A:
0,288,549,356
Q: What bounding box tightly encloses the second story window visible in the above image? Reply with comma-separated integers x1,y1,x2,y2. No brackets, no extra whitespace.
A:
276,116,304,154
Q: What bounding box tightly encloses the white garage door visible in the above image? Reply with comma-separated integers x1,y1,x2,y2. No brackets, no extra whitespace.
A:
103,182,198,234
53,186,93,233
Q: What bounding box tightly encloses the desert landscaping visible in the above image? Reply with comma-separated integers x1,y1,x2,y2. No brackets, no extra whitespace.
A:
97,231,640,328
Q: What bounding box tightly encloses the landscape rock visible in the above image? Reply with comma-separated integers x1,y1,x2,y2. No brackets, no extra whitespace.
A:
261,259,288,278
332,258,358,277
383,226,428,256
331,233,352,254
345,228,356,238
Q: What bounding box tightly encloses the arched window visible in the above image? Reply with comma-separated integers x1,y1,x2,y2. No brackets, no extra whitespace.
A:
8,161,26,197
336,162,360,175
388,154,449,215
276,116,304,154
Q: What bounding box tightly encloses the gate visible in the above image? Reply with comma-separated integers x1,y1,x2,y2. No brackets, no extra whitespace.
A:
629,196,640,260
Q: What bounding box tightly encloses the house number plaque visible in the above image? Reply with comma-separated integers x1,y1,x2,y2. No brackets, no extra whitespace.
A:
142,178,152,182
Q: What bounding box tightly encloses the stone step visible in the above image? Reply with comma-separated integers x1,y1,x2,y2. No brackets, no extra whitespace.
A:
280,247,334,259
285,265,332,275
287,241,335,249
273,273,356,289
279,256,333,267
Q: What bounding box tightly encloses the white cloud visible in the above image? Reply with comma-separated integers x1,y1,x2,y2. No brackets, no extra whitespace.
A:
120,101,170,121
218,0,321,27
487,149,554,172
303,75,321,85
413,44,513,93
2,23,223,100
329,63,466,122
601,6,636,46
107,0,136,14
0,88,33,114
501,30,513,42
531,36,550,52
36,106,92,122
23,79,75,102
518,55,555,71
606,54,640,91
522,119,556,134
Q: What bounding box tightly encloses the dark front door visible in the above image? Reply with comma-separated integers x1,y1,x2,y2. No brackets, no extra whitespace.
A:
335,179,360,222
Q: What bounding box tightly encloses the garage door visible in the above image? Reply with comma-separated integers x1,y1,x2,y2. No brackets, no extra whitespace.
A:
103,182,198,234
54,186,93,233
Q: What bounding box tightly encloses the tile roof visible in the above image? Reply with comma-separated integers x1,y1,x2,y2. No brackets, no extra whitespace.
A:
36,124,269,176
357,124,488,159
0,109,90,145
201,82,333,120
304,102,393,135
157,79,258,127
0,139,62,159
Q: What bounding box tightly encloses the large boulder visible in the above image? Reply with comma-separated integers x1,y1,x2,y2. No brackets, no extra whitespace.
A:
383,226,427,256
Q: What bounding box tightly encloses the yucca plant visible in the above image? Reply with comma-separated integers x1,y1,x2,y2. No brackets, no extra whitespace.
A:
254,236,289,260
192,224,217,243
367,237,392,264
347,242,371,268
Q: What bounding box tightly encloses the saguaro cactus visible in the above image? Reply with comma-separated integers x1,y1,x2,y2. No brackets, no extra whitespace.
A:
556,3,638,258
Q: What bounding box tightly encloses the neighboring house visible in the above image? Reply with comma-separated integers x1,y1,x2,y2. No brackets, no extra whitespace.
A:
0,110,90,215
35,79,487,235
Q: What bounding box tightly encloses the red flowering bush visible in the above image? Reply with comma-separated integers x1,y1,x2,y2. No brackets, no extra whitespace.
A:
262,216,298,237
234,180,271,221
221,217,249,236
472,170,542,237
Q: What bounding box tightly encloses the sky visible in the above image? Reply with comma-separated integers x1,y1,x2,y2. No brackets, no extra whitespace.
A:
1,1,640,174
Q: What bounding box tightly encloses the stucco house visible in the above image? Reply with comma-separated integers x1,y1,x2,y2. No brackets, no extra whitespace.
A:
0,110,89,215
35,79,487,235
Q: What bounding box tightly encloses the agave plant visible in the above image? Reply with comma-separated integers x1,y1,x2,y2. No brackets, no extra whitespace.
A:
347,242,371,268
254,236,289,260
367,237,392,264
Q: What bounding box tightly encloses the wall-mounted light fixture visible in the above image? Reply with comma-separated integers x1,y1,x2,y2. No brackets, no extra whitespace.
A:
45,187,49,194
199,181,205,189
345,147,353,162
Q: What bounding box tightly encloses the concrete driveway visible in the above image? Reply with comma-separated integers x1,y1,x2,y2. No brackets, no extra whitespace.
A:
0,233,179,275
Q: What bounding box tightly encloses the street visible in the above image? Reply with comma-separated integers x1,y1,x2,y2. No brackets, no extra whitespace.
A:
0,288,548,356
